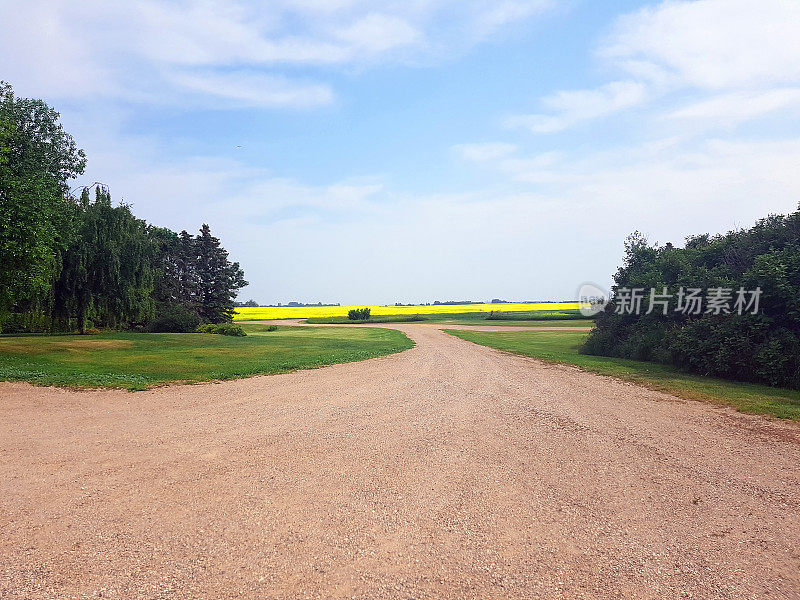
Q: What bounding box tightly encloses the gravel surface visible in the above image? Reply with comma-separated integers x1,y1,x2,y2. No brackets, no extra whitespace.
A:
1,324,799,599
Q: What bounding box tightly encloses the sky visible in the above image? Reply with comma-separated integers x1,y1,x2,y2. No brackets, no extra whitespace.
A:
2,0,800,305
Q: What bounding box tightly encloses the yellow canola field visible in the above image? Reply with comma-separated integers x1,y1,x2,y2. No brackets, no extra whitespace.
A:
234,302,580,321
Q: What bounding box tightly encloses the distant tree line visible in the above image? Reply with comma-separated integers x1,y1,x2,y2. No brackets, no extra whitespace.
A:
584,209,800,388
0,81,246,333
234,299,260,307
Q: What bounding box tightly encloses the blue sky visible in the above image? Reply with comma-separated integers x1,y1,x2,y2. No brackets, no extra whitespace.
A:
2,0,800,304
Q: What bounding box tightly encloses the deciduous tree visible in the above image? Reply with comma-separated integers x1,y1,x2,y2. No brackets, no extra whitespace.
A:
0,81,86,312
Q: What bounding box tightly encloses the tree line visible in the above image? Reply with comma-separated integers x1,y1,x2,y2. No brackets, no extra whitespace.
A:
584,209,800,388
0,81,246,334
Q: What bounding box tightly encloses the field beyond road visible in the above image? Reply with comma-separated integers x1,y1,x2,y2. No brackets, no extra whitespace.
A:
234,302,580,320
2,323,799,599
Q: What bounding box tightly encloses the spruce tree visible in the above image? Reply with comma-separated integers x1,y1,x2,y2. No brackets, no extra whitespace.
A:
194,224,247,323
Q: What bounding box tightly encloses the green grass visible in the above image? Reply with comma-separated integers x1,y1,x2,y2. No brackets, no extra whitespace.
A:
423,310,593,327
445,329,800,421
306,310,594,327
305,314,425,324
0,323,414,391
439,317,595,327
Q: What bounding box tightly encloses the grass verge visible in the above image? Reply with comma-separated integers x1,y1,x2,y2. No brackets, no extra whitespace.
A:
305,315,425,324
0,323,413,391
305,311,594,327
445,329,800,421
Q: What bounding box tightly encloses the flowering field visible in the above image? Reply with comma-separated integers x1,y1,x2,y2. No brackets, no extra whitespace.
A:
234,302,580,321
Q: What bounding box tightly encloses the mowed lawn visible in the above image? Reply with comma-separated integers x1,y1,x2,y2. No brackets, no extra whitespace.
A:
446,329,800,421
0,324,413,391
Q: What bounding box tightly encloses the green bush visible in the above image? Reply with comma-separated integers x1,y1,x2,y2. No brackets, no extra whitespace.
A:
348,308,371,320
0,311,52,334
146,304,201,333
583,209,800,388
195,323,246,336
267,325,278,331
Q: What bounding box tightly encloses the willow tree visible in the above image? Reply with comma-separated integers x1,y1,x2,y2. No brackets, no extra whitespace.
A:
54,188,154,332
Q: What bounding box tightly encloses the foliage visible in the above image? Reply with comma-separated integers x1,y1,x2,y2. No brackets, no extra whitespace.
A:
0,310,51,334
195,224,248,323
151,224,247,325
53,187,155,332
195,323,247,336
149,227,198,311
446,329,800,421
146,303,201,333
0,324,414,390
235,299,259,307
0,81,86,314
348,307,371,320
583,209,800,388
266,324,278,331
0,83,247,334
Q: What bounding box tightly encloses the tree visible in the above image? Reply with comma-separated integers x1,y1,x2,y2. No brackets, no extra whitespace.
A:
149,226,200,310
54,187,154,332
194,224,247,323
0,81,86,313
583,207,800,388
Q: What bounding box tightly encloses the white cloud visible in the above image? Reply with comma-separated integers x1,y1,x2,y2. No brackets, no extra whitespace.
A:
454,142,518,162
169,70,335,108
10,0,800,303
507,81,646,133
458,0,554,40
602,0,800,90
103,133,800,304
506,0,800,133
666,88,800,125
0,0,554,108
333,13,421,53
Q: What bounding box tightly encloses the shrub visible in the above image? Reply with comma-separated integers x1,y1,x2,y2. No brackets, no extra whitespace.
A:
348,308,371,321
195,323,247,336
267,325,278,331
583,210,800,388
146,304,201,333
0,311,52,334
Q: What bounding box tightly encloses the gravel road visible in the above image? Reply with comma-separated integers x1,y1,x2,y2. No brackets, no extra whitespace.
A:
1,324,799,599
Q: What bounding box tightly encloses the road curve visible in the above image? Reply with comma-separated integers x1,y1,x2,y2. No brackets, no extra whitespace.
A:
1,324,799,599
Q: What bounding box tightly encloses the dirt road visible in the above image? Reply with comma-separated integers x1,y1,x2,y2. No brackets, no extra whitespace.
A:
2,324,799,599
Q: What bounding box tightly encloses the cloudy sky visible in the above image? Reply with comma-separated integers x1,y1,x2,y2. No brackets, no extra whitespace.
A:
2,0,800,304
